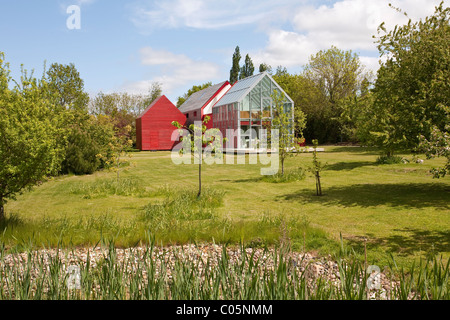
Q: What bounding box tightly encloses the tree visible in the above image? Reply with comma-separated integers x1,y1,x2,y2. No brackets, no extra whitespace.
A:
364,2,450,157
0,53,64,220
419,105,450,178
272,68,315,142
310,139,324,196
303,46,369,143
60,114,116,175
341,79,374,143
45,62,108,174
46,63,89,112
239,54,255,80
229,46,241,84
270,90,301,175
172,117,224,197
143,82,162,108
259,63,272,74
176,82,212,108
89,91,155,148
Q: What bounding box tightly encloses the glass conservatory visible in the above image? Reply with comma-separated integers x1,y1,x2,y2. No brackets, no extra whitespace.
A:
212,72,294,150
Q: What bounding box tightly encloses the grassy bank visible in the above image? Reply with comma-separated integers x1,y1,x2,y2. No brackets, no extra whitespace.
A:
2,146,449,268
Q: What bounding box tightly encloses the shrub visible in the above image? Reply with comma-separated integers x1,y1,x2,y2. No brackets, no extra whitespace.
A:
61,126,101,175
376,155,404,165
61,116,117,175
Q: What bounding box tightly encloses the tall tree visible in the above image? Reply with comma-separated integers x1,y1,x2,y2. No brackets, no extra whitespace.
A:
302,46,369,143
363,2,450,157
143,82,162,108
239,54,255,80
229,46,241,84
0,53,64,220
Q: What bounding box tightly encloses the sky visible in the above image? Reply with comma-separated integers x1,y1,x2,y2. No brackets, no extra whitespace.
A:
0,0,447,103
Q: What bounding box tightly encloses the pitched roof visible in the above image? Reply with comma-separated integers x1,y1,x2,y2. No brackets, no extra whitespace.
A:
137,95,174,119
214,72,294,107
178,81,228,113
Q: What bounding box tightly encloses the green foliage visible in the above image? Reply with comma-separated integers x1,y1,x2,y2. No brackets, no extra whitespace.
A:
419,106,450,178
270,90,302,175
0,52,65,219
90,91,147,148
0,239,447,300
229,46,241,84
172,116,225,197
310,140,324,196
239,54,255,80
365,3,450,156
259,63,272,74
60,114,113,175
376,155,405,165
176,82,212,108
302,46,371,143
46,62,90,112
272,68,310,140
143,82,163,107
260,168,306,183
63,125,101,175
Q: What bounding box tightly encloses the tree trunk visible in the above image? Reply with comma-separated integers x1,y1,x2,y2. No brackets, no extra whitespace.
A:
198,162,202,198
387,150,394,158
316,171,322,196
281,158,285,175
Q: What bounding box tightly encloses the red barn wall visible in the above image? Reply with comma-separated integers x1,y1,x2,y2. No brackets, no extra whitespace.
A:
137,96,186,151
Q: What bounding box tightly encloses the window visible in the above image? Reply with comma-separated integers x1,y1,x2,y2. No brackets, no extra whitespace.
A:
194,111,197,117
186,113,189,118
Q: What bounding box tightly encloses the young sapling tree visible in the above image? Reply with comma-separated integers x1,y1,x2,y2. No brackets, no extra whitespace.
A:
172,116,225,198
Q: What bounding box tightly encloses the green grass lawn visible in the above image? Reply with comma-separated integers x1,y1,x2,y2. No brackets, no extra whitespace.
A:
2,146,449,268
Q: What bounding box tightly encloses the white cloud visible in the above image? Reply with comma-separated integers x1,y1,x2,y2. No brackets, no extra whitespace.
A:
251,30,319,68
251,0,443,71
121,47,220,96
125,0,445,95
129,0,303,32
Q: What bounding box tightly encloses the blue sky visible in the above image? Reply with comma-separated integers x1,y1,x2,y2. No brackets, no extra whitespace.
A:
0,0,446,102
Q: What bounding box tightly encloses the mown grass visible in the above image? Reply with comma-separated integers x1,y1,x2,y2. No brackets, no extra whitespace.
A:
2,146,449,269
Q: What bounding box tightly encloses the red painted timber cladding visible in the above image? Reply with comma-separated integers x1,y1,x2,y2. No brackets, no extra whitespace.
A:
136,95,186,151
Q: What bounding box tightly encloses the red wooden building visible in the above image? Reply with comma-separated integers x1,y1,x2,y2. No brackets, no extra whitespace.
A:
136,95,186,151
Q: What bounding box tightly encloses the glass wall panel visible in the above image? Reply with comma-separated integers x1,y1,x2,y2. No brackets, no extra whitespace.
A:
250,94,260,109
262,98,271,118
240,95,250,119
261,76,271,98
241,95,250,111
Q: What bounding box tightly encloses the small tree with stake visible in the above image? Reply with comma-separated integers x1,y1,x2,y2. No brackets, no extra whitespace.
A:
271,90,302,175
311,139,324,196
172,116,224,198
